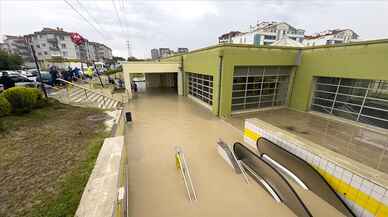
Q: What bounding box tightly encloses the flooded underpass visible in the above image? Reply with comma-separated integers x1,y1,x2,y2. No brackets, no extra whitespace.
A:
124,89,353,217
125,88,296,217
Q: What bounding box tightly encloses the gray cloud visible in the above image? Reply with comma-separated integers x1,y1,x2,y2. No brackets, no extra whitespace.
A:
1,0,388,58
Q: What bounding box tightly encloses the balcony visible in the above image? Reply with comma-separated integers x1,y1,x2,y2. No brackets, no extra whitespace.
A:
49,46,60,51
47,38,58,43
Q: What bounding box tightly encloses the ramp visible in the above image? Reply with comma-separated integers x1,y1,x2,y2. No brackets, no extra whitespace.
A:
256,138,355,217
233,142,312,217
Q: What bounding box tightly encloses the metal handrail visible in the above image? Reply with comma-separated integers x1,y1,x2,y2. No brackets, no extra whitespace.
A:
175,147,197,202
57,78,124,104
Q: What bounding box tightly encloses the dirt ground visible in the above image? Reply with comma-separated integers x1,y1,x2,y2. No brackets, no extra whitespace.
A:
0,101,109,217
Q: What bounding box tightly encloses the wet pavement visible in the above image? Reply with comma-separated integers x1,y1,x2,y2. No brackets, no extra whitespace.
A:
125,89,296,217
226,108,388,175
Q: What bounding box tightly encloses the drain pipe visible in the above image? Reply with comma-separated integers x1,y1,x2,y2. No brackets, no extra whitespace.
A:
217,54,224,117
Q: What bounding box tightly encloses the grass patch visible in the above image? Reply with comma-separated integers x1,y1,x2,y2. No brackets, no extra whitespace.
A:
0,100,110,217
29,133,107,217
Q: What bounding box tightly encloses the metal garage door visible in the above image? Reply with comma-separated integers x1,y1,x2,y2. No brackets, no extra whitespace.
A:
232,66,291,112
188,72,213,106
311,77,388,129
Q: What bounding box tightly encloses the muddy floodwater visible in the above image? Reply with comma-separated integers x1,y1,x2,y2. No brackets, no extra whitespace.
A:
125,88,344,217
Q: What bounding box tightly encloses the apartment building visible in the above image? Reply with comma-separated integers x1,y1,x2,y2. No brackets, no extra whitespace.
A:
218,31,242,44
2,27,112,68
151,47,189,59
151,48,160,59
2,35,34,66
25,28,79,62
304,29,359,46
219,21,305,46
177,48,189,54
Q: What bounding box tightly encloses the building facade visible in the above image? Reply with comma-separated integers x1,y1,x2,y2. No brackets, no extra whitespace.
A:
2,35,34,66
2,27,112,68
151,47,189,59
304,29,359,46
177,48,189,54
218,31,242,44
219,21,305,46
90,42,112,62
25,28,79,62
151,48,160,59
159,48,172,58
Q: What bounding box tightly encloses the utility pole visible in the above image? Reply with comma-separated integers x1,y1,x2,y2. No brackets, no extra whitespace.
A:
126,40,132,58
25,37,48,99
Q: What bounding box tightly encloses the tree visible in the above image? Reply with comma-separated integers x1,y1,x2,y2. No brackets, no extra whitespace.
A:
127,56,144,61
0,50,23,70
112,56,125,62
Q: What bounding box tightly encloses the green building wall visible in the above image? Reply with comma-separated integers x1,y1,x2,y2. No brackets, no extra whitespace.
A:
290,41,388,112
160,40,388,117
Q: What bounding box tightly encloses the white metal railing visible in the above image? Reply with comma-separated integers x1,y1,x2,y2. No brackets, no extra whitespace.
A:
175,146,197,202
56,78,124,109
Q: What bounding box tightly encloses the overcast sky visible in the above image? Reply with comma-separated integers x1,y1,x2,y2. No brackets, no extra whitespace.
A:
1,0,388,58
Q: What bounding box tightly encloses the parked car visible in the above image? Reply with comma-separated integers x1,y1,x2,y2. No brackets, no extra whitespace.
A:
0,71,38,88
35,71,52,84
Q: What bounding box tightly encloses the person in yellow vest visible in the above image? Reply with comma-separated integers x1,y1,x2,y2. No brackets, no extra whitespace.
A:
85,66,94,78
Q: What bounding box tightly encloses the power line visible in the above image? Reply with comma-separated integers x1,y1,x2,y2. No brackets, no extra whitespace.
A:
63,0,108,40
120,0,130,39
112,0,125,35
74,0,108,39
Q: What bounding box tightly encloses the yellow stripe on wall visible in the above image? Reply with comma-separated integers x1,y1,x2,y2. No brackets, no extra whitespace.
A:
315,167,388,217
244,128,261,142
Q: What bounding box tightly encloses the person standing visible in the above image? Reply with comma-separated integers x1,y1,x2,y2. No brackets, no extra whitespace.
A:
49,66,59,86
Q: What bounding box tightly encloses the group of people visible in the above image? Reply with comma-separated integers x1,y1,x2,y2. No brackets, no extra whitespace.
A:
48,65,95,86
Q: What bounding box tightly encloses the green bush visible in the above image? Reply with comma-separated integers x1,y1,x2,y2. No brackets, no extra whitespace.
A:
105,67,123,76
0,87,44,113
0,95,11,117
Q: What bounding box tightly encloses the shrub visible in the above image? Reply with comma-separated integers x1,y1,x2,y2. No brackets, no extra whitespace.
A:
0,87,44,113
105,67,123,76
0,95,11,117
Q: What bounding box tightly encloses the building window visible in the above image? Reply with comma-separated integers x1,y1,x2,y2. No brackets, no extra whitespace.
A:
59,36,65,40
311,77,388,129
61,44,66,48
44,51,48,55
264,35,276,40
188,73,213,106
36,44,40,48
42,43,46,47
62,51,68,57
231,66,291,112
37,52,42,55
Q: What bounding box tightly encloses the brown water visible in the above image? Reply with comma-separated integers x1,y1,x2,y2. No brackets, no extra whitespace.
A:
125,89,296,217
125,89,351,217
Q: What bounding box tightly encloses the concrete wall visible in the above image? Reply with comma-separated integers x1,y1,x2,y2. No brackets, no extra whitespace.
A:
289,41,388,112
123,62,179,73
